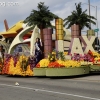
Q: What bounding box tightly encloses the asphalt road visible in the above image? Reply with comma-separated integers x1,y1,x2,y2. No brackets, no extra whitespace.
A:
0,75,100,100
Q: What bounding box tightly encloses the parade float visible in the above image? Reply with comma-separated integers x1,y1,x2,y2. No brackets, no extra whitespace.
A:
0,2,99,77
0,17,99,77
0,18,99,77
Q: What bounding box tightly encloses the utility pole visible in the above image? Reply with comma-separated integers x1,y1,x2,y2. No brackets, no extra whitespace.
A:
96,6,99,51
88,0,91,28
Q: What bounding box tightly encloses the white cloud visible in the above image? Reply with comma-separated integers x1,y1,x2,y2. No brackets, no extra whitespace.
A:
0,0,99,36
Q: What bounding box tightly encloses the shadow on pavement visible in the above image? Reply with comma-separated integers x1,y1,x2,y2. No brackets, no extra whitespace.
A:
1,72,100,79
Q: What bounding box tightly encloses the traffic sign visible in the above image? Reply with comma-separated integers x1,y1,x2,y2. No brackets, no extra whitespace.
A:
94,28,99,32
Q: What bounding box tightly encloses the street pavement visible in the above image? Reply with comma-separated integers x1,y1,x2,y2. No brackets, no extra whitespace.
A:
73,73,100,82
0,74,100,100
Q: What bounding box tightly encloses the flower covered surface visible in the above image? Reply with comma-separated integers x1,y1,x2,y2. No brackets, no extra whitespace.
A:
36,50,100,68
36,51,82,68
1,50,100,76
1,54,34,76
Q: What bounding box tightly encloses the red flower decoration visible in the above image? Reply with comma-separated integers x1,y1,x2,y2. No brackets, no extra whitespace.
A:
36,63,40,68
88,50,93,56
48,61,64,68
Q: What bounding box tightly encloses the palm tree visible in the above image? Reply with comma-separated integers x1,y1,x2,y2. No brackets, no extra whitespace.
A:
64,2,96,35
24,2,58,42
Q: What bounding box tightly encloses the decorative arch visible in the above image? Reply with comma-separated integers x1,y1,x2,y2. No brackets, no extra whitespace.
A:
8,25,40,55
8,26,34,54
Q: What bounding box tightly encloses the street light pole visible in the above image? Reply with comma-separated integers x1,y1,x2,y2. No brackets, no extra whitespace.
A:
96,6,98,35
81,1,99,51
95,6,99,50
88,0,91,28
88,0,90,16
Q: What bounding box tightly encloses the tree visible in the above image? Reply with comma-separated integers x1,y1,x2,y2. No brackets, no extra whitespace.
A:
64,2,96,34
24,2,58,42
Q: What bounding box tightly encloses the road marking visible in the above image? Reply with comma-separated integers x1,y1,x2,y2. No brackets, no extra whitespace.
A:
0,83,100,100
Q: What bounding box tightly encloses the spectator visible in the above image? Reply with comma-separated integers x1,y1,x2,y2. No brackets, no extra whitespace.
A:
0,45,5,64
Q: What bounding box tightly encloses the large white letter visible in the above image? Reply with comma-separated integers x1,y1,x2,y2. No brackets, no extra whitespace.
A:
82,36,95,53
69,38,84,55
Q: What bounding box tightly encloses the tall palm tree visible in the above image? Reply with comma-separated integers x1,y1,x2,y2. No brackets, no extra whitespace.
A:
24,2,58,42
64,2,96,35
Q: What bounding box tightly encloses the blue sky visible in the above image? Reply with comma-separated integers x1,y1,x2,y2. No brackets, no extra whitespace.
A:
0,0,100,35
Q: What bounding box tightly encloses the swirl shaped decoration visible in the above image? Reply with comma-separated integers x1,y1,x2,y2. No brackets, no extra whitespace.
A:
8,25,40,55
8,26,34,54
30,26,40,55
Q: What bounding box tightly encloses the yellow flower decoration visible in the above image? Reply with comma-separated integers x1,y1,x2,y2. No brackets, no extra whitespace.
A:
39,59,50,67
52,52,56,55
64,52,68,55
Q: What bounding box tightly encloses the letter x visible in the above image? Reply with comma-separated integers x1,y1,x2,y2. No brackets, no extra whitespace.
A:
82,36,95,53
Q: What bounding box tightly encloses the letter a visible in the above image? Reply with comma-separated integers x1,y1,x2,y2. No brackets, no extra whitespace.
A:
69,38,84,55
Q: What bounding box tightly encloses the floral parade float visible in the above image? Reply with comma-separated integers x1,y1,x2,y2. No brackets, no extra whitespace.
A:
0,19,99,77
0,2,98,77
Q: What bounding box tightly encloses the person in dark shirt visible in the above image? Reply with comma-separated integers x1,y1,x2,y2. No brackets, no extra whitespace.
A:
34,38,42,64
0,45,5,64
